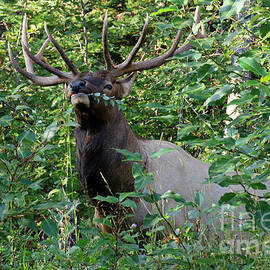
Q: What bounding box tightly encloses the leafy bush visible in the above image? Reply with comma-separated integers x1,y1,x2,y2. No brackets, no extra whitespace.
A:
0,0,269,269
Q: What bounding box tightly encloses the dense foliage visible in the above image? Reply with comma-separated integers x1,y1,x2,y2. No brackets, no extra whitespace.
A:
0,0,269,268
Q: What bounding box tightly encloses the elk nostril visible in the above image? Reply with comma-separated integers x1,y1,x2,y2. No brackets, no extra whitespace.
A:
70,80,86,93
78,81,86,90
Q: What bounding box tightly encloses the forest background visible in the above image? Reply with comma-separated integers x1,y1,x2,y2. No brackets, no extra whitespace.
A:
0,0,269,269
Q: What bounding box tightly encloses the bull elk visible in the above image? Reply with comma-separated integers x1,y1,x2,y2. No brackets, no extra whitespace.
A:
8,8,258,236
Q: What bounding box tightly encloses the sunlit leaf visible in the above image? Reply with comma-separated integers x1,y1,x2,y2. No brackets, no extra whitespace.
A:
238,57,267,77
220,0,246,21
150,147,176,159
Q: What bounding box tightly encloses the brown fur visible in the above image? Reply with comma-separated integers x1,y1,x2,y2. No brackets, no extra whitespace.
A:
71,71,139,201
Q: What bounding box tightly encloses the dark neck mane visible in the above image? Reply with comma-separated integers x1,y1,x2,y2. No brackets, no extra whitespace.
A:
74,107,139,199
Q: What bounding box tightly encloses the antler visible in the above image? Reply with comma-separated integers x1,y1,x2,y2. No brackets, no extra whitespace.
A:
174,6,206,55
102,6,206,77
8,14,76,86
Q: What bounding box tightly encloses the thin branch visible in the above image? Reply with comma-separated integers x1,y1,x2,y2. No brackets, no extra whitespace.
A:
80,0,89,64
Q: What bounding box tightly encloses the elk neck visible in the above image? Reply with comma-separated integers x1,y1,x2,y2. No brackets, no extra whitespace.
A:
74,104,140,199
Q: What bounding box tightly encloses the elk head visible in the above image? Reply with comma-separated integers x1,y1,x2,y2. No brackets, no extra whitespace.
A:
8,8,206,127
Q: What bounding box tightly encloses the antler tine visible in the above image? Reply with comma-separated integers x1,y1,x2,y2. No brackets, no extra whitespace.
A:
102,10,115,70
112,29,182,77
44,23,78,75
35,38,50,61
22,42,73,79
174,6,207,55
9,15,74,86
194,5,200,25
22,14,34,74
116,14,149,70
8,43,71,86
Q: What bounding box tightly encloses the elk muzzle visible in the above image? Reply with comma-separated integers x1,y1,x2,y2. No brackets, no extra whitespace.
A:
68,79,90,108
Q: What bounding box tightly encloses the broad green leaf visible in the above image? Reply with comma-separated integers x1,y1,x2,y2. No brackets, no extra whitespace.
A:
177,125,198,140
94,195,118,204
220,0,246,21
209,156,239,177
143,214,160,229
172,18,193,29
120,199,137,210
133,163,154,191
254,171,270,183
119,192,139,202
143,191,161,203
182,83,205,94
218,192,237,204
17,130,37,144
161,190,185,203
21,218,38,231
204,85,233,106
150,147,176,159
42,121,59,141
94,217,112,228
262,0,270,8
190,37,214,49
41,218,58,237
238,57,266,77
0,115,12,127
113,148,142,162
255,202,270,231
197,63,214,81
260,22,270,39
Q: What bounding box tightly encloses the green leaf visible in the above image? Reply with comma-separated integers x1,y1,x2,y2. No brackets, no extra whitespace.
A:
143,191,161,203
41,218,58,237
195,191,204,207
177,125,198,140
0,204,6,221
161,190,186,203
42,121,59,140
150,147,176,159
182,83,205,94
197,63,214,81
203,85,233,106
255,202,270,231
113,148,142,162
120,199,137,210
238,57,267,77
17,130,37,144
119,192,139,202
0,115,12,127
209,156,239,177
262,0,270,7
94,195,118,204
143,214,160,229
172,18,193,29
219,192,237,204
220,0,246,21
133,163,154,191
63,120,79,127
151,6,178,16
260,22,270,39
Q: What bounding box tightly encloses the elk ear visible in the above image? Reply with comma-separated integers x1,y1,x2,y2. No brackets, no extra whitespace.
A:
117,72,136,97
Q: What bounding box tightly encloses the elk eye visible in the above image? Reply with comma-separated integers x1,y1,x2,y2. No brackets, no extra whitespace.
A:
104,84,112,90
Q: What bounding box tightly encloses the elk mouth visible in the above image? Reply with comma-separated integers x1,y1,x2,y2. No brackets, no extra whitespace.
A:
70,92,90,108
